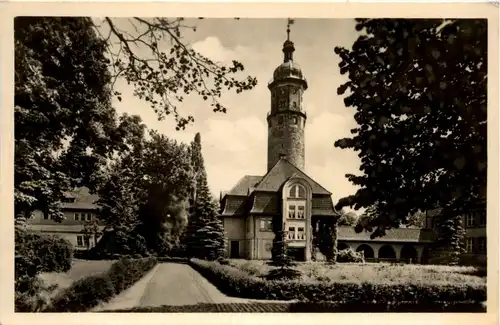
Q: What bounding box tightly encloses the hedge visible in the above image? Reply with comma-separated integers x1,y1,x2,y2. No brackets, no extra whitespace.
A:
189,259,486,304
45,257,157,312
102,301,486,313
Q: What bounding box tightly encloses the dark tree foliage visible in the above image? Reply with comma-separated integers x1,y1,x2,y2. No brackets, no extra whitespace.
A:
137,132,192,254
334,19,487,238
95,128,193,256
15,17,120,222
185,134,226,260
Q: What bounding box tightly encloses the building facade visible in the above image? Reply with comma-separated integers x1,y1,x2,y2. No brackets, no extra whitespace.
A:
26,187,104,250
218,26,487,266
219,29,338,261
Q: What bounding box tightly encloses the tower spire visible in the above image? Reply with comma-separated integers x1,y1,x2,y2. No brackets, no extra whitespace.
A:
286,18,294,40
283,18,295,62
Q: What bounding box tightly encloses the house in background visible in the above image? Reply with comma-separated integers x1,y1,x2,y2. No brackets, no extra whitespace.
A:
424,204,487,266
26,187,105,250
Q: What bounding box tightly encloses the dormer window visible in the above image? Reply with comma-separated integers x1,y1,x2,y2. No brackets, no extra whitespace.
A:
288,184,306,198
63,197,76,203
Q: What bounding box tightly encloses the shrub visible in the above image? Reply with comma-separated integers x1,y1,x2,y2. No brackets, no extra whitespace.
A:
266,267,302,281
47,275,116,312
15,228,73,311
217,257,230,265
189,259,486,304
45,257,157,312
336,248,365,263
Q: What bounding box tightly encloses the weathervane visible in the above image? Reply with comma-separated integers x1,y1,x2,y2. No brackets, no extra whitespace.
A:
287,18,295,41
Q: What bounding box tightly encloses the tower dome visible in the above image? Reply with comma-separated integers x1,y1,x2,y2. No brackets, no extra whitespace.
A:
268,40,307,90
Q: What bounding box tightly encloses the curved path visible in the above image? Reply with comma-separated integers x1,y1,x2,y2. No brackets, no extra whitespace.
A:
96,262,290,311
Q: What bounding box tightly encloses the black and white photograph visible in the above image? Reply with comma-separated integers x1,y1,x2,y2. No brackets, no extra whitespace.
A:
1,1,498,320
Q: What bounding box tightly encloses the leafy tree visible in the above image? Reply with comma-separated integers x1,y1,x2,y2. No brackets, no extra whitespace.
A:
137,131,192,254
406,210,427,228
15,17,119,222
185,134,226,260
338,210,359,226
15,17,257,223
334,19,487,240
81,218,102,248
93,17,257,129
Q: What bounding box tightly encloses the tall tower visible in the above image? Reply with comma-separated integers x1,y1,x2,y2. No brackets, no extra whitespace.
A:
267,19,308,171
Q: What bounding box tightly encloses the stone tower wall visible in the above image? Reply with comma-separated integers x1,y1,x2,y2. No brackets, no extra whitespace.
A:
267,111,305,171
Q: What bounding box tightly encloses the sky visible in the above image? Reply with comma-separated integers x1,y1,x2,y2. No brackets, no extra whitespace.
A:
105,18,363,207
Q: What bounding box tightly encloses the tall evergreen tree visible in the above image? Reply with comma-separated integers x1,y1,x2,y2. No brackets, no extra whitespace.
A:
185,133,226,260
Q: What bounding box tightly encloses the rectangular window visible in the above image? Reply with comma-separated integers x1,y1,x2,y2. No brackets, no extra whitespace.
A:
298,206,305,219
84,236,90,247
297,227,305,240
466,213,475,227
86,213,92,221
478,211,486,226
288,205,296,219
77,235,84,247
478,237,486,253
74,213,79,221
465,238,474,253
288,227,295,240
259,218,273,232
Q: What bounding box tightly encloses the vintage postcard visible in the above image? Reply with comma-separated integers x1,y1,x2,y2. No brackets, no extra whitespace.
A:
0,2,498,325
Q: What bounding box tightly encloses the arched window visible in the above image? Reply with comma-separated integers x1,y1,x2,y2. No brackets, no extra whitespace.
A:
289,184,306,198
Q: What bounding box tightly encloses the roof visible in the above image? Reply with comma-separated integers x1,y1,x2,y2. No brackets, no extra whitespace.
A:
61,187,100,210
26,224,105,233
250,193,279,214
255,158,331,195
311,196,337,216
220,196,247,216
226,176,263,196
221,193,337,217
337,226,435,243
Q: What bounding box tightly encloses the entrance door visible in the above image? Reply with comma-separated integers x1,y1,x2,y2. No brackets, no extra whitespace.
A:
230,241,240,258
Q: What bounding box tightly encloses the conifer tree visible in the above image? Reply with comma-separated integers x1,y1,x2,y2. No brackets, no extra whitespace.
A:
185,133,226,260
430,213,466,265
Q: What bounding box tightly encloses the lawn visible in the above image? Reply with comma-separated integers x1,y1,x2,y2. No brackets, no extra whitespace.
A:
39,259,114,294
228,259,486,285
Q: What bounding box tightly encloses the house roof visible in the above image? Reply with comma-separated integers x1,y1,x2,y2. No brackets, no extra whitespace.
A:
61,187,100,210
337,226,435,243
220,196,247,216
226,175,263,196
255,158,331,195
250,193,279,214
26,224,105,233
312,196,337,216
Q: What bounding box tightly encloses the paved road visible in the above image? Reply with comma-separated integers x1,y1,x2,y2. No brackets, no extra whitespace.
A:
137,263,239,307
97,262,294,310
